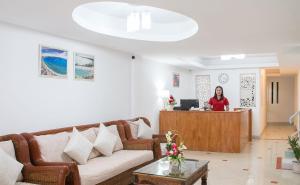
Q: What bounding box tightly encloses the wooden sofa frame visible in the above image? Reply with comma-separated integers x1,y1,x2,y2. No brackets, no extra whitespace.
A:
0,134,69,185
22,119,162,185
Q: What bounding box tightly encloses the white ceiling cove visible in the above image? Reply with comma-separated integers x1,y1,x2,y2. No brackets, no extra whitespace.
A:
0,0,299,69
72,2,198,41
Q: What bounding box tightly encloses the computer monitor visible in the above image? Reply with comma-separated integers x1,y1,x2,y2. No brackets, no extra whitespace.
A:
180,99,199,110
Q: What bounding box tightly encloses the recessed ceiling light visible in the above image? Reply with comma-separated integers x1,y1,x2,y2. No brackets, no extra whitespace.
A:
72,2,199,42
220,54,246,60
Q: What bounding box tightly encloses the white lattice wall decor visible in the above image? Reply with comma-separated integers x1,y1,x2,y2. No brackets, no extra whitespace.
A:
240,73,256,107
195,75,211,108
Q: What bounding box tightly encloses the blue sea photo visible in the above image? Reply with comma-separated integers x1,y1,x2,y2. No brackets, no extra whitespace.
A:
40,46,68,77
74,52,94,80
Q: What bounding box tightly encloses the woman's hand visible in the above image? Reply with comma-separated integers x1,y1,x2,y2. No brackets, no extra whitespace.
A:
225,105,229,111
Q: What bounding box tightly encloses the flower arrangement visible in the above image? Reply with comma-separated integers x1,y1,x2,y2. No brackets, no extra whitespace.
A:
288,135,300,162
168,95,177,106
288,135,300,173
165,131,187,169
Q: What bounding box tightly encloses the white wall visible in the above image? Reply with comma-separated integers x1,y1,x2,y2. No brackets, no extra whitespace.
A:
132,57,193,133
266,76,295,123
296,71,300,112
294,73,299,113
0,23,132,135
192,69,264,137
260,69,267,135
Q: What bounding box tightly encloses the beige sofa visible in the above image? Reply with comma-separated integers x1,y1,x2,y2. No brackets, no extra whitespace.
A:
0,134,68,185
23,120,161,185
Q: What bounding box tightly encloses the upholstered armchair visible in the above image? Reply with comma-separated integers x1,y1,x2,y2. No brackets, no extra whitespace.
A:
0,134,69,185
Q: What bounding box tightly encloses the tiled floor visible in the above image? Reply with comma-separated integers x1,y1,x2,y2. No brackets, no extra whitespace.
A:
185,139,300,185
262,123,296,140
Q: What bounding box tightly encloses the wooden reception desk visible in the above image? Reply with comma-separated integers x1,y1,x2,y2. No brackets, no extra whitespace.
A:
159,109,252,153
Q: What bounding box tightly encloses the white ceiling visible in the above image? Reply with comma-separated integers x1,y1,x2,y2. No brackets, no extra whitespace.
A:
72,2,198,41
0,0,300,69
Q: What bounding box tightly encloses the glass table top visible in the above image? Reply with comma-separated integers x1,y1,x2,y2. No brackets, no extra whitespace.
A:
134,158,209,180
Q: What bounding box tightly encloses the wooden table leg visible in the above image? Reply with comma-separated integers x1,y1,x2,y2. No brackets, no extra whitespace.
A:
201,173,208,185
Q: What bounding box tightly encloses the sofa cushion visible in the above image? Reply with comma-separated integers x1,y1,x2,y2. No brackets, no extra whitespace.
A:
127,121,139,139
160,143,167,156
0,140,23,181
138,121,153,139
0,140,17,158
64,128,94,165
94,124,117,156
94,125,124,152
0,148,24,185
80,127,101,160
107,125,123,152
78,150,154,185
35,132,73,162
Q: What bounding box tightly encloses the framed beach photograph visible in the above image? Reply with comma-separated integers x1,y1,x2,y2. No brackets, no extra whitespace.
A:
74,52,95,80
39,45,68,78
173,72,180,87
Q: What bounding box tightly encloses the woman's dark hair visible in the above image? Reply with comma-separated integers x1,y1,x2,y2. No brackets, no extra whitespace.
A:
214,86,224,100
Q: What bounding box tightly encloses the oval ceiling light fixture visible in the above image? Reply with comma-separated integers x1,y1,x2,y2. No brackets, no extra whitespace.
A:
72,2,198,42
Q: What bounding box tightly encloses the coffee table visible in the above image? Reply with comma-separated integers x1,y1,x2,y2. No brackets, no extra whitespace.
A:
133,158,209,185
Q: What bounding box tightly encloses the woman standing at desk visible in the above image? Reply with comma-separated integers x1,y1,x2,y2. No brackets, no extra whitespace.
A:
208,86,229,111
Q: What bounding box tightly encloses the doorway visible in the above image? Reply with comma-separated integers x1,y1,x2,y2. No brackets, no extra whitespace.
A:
263,75,296,139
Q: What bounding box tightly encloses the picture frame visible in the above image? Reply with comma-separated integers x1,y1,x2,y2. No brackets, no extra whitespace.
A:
73,52,95,81
39,45,68,78
173,72,180,87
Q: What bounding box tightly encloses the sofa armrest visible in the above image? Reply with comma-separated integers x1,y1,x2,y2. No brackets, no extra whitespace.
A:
123,139,153,150
22,133,81,185
123,138,162,160
153,134,167,143
23,165,69,185
34,161,81,185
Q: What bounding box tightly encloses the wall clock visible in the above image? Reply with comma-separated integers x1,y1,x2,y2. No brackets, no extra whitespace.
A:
218,73,229,84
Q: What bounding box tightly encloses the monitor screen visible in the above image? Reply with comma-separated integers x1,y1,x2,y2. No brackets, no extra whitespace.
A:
180,99,199,110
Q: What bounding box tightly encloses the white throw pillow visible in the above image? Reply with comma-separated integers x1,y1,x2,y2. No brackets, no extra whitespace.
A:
0,148,23,185
106,125,123,151
35,132,73,162
160,143,168,156
64,127,93,164
94,125,124,152
94,124,117,156
127,121,139,139
0,140,23,181
80,128,101,159
138,122,153,139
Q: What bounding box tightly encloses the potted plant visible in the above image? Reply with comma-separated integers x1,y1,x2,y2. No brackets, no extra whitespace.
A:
168,95,177,111
288,135,300,173
165,131,187,174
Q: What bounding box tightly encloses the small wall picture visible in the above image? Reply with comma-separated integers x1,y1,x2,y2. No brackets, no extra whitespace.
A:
39,45,68,78
74,52,95,80
173,73,180,87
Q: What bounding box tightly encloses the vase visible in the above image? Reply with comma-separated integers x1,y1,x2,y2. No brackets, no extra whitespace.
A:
169,105,174,111
169,159,181,174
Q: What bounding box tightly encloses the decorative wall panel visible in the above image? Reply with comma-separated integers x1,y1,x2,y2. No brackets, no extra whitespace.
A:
195,75,211,108
240,73,256,107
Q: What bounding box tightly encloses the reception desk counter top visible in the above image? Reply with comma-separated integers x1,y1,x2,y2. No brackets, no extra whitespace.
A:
159,109,252,153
